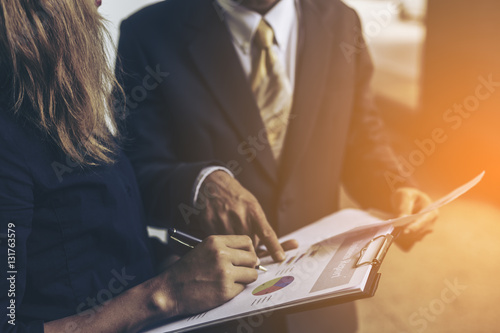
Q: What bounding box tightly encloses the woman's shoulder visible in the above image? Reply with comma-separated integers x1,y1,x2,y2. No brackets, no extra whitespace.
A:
0,109,38,210
0,109,43,159
1,104,32,131
0,108,57,184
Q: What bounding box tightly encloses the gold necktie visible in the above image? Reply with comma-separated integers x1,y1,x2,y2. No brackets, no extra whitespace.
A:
251,19,293,161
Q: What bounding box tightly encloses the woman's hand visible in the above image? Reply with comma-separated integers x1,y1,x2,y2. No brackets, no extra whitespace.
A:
45,235,259,333
161,235,260,317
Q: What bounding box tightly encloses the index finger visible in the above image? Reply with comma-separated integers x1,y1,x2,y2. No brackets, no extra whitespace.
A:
251,208,285,262
215,235,256,252
226,247,260,268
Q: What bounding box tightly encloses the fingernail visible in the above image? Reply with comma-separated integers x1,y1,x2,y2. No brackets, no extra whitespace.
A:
256,258,261,265
403,229,411,235
274,251,285,261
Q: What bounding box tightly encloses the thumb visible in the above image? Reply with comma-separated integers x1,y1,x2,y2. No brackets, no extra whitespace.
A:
392,188,416,217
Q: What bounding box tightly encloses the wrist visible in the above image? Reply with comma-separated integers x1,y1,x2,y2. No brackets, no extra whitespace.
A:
206,169,232,182
148,272,181,318
125,273,179,330
193,167,234,204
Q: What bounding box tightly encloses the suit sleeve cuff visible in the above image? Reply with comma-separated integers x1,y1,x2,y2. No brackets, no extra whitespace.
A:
192,166,234,204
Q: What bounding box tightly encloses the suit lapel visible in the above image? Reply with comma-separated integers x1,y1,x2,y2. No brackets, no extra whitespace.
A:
186,2,277,183
279,0,339,186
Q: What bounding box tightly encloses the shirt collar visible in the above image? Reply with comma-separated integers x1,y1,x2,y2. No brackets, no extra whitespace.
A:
265,0,297,50
216,0,298,54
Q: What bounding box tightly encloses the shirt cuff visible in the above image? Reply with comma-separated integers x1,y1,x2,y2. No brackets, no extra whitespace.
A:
192,166,234,204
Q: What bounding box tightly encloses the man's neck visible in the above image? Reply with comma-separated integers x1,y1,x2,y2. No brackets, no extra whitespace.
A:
239,0,281,15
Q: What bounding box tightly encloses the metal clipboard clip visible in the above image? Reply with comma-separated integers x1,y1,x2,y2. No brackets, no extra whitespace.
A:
355,234,394,268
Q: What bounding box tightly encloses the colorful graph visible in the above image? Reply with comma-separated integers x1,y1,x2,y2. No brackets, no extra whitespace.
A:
252,276,294,296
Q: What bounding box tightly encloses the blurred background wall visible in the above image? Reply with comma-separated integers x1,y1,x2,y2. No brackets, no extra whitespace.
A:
419,0,500,205
99,0,161,60
343,1,500,332
343,0,500,207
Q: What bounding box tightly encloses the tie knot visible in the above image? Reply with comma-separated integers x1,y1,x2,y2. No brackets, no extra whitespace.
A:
254,20,275,50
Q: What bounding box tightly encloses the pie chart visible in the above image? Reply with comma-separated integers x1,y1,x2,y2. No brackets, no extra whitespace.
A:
252,276,295,296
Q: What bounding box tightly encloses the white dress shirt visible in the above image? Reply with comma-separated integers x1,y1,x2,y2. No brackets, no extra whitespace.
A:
193,0,300,203
217,0,300,89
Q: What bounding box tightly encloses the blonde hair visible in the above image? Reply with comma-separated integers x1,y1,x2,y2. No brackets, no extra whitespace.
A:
0,0,122,165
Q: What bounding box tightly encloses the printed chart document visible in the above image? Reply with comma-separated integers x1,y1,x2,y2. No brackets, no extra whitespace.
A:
144,172,484,333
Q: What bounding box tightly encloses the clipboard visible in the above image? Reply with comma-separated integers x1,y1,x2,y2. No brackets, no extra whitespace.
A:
356,233,394,268
281,230,394,317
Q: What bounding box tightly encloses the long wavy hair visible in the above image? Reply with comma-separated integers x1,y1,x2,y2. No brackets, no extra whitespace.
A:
0,0,121,165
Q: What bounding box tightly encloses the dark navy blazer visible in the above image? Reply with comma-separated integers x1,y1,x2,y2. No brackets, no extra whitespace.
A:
116,0,413,237
0,109,154,332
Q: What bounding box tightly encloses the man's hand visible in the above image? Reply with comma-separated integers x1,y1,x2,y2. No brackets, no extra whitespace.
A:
391,187,439,251
196,171,286,262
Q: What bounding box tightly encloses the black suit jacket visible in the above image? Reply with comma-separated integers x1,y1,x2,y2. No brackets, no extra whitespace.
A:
0,109,154,331
116,0,411,236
